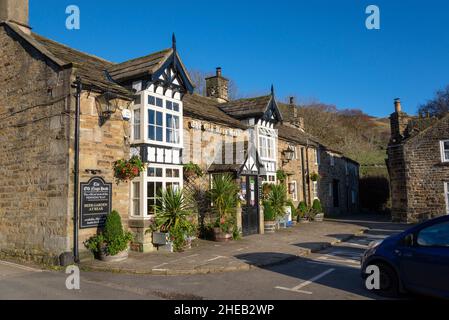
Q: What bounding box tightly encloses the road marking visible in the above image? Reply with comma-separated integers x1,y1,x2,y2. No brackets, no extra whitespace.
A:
152,263,169,269
206,256,226,262
275,268,335,295
0,260,43,273
318,256,360,265
307,261,359,269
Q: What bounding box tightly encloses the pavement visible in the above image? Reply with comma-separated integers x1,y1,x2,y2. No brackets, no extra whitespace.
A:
0,214,414,300
80,217,376,276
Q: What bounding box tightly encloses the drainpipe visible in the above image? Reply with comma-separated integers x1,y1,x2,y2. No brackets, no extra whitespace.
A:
305,142,312,206
300,147,307,203
73,77,82,263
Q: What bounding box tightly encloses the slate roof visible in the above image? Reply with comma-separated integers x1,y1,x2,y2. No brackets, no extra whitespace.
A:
219,95,273,119
276,124,319,146
29,33,133,98
183,94,247,129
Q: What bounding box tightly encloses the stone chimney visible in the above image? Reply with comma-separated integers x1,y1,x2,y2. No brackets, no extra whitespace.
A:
0,0,31,34
284,96,305,131
206,67,229,103
390,98,410,143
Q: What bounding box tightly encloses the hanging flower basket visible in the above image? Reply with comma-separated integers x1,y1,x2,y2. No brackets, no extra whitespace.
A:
310,172,320,182
113,156,145,184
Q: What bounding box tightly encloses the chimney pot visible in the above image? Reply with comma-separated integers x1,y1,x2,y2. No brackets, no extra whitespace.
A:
289,97,295,105
394,98,402,113
216,67,222,77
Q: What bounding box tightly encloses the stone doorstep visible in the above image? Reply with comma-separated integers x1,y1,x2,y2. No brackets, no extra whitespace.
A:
79,227,368,276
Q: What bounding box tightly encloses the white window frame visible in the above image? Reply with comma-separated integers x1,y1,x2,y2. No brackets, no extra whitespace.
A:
144,91,183,148
130,181,141,218
313,181,319,200
440,140,449,163
289,181,298,201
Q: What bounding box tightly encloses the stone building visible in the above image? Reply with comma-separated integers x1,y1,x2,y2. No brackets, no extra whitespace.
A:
0,0,360,264
387,98,449,223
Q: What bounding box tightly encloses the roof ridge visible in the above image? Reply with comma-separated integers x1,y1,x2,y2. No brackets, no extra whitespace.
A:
113,48,173,66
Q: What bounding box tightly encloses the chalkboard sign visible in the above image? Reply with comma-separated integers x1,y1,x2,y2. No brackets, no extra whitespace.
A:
80,177,112,229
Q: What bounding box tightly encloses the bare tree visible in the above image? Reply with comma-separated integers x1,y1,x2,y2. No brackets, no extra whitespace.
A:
418,85,449,118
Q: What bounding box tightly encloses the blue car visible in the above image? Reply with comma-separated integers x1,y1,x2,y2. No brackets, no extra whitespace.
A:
361,215,449,299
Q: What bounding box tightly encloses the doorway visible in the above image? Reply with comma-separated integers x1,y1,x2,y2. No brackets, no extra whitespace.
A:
241,175,260,236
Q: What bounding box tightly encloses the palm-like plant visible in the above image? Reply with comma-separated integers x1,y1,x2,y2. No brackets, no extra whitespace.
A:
154,188,193,233
208,174,239,232
268,184,288,218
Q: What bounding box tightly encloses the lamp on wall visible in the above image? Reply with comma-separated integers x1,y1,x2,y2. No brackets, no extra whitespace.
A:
95,90,120,125
283,145,295,162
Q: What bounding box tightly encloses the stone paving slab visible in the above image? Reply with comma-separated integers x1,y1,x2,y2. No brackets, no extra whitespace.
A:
81,220,368,276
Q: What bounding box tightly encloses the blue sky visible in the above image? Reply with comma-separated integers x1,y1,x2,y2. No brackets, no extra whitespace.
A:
30,0,449,117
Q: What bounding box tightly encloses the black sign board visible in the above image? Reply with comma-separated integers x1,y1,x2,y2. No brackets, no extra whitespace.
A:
80,177,112,229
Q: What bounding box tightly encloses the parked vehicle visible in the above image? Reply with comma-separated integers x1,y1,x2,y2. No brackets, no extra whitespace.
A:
361,215,449,299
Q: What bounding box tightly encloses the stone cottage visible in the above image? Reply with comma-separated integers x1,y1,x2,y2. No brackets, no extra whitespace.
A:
387,98,449,223
0,0,360,265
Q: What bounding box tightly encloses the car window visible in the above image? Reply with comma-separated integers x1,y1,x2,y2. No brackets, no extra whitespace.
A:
417,221,449,247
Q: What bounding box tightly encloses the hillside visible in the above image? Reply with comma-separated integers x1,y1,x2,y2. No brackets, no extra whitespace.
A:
296,104,391,177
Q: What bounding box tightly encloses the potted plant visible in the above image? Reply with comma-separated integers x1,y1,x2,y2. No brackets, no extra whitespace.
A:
312,199,325,222
183,162,203,180
276,170,287,183
297,201,309,223
263,201,277,233
148,188,197,252
286,200,297,226
208,174,239,242
84,211,133,262
113,155,145,184
268,184,288,229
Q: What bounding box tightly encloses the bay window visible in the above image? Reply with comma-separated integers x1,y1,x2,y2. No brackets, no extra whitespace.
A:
166,114,180,144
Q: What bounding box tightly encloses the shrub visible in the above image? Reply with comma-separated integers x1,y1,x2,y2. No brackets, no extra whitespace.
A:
263,201,276,221
297,201,308,218
312,199,323,213
84,210,133,256
208,174,239,233
276,170,287,183
268,184,287,218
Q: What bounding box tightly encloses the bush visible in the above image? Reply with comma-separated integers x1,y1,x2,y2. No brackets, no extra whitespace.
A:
263,201,276,221
104,210,124,241
268,184,287,218
312,199,323,214
297,201,308,218
84,210,133,257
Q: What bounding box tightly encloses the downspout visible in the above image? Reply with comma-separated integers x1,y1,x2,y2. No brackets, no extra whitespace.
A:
73,76,82,263
305,140,311,206
300,147,307,203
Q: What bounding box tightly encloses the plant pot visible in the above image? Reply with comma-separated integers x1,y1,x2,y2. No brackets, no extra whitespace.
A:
299,217,310,224
152,232,170,245
264,220,276,233
99,247,129,263
314,213,325,222
213,227,232,242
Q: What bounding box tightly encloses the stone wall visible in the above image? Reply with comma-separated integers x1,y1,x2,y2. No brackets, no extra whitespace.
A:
277,138,319,208
390,116,449,223
77,92,132,258
319,150,360,216
0,25,71,265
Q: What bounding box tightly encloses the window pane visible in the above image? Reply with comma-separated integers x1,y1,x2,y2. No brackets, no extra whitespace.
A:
418,222,449,247
156,98,163,108
134,94,141,105
148,96,155,106
166,169,173,177
166,101,173,110
133,109,140,140
173,103,179,112
156,168,163,177
149,125,155,140
156,112,163,126
147,167,155,177
173,169,180,178
133,200,140,216
149,110,155,124
156,127,163,141
148,182,155,198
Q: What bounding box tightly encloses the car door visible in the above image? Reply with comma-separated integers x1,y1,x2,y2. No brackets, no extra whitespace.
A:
399,221,449,296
